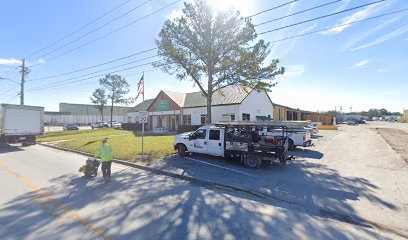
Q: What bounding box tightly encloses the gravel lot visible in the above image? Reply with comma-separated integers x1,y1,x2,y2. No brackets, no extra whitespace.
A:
150,121,408,237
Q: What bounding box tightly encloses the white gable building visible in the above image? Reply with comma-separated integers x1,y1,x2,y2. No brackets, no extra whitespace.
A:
128,85,274,132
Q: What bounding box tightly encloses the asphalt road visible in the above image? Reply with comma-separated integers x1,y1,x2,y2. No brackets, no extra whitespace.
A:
0,144,403,239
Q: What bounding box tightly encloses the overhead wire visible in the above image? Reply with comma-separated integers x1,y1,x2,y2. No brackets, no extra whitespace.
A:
4,94,20,103
27,48,157,81
261,8,408,40
246,0,301,19
28,68,161,92
257,0,385,35
28,55,159,86
29,0,182,67
255,0,343,27
35,0,152,60
0,85,19,100
25,0,135,59
27,60,165,91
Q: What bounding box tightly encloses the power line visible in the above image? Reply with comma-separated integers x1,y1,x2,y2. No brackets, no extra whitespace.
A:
247,0,300,19
262,8,408,41
258,0,385,35
30,0,182,67
28,60,164,91
28,55,159,87
0,85,19,100
27,48,157,81
255,0,342,27
25,0,135,59
4,94,20,104
28,68,160,92
36,0,152,60
0,77,19,85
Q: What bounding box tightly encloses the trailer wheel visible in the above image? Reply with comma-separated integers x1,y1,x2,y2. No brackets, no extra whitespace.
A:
244,155,261,169
177,144,187,157
288,139,294,151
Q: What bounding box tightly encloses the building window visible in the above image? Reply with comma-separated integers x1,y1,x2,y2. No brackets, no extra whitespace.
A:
183,115,191,125
231,115,235,121
209,130,220,140
201,114,207,125
242,113,250,121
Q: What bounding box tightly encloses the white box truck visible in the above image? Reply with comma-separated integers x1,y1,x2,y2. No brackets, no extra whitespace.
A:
0,104,44,145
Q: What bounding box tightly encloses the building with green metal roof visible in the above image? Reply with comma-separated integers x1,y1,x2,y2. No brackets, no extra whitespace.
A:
128,85,274,133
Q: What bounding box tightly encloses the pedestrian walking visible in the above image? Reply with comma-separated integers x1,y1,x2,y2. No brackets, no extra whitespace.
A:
94,138,113,184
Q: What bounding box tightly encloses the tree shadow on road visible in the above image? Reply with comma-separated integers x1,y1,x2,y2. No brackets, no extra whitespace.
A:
290,149,324,159
0,161,405,239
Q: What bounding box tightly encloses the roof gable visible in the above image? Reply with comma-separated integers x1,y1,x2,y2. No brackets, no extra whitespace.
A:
128,99,154,113
162,90,186,107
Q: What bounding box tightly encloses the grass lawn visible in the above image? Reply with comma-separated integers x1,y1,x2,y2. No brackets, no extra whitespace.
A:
38,129,175,161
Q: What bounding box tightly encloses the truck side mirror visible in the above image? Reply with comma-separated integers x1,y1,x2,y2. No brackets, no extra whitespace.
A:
188,135,192,141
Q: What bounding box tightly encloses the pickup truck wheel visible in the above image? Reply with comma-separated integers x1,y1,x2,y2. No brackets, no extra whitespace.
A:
244,155,261,169
177,144,187,157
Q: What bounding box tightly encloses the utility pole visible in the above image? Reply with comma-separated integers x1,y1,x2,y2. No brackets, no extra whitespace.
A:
19,59,29,105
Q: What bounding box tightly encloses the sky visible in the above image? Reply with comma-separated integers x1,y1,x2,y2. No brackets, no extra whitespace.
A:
1,0,407,113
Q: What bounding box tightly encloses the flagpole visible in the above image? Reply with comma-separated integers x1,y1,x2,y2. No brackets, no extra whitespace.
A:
142,72,145,102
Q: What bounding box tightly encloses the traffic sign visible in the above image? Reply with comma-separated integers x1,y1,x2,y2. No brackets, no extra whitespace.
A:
138,111,148,123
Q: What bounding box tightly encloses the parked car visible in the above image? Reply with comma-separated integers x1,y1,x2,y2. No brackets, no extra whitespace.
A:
111,121,122,129
304,124,319,135
63,123,79,131
91,122,109,129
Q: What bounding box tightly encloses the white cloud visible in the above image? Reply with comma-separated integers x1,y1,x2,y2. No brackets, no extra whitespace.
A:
351,26,408,50
27,58,46,66
346,15,405,50
167,9,183,20
323,1,391,35
350,59,369,69
0,58,21,65
277,65,305,80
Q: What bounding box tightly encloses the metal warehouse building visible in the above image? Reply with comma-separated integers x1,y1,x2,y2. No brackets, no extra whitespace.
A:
44,103,133,125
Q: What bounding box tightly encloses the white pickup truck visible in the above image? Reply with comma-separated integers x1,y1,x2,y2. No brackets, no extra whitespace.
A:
174,122,292,168
266,127,312,151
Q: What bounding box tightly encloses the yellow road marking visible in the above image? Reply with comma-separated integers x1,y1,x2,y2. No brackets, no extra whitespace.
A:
0,163,111,240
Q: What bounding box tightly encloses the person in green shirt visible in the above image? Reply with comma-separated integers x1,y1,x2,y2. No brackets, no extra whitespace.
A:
94,138,113,184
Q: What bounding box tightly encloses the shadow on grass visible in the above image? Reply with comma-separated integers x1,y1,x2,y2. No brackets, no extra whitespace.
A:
1,168,401,240
75,140,99,149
